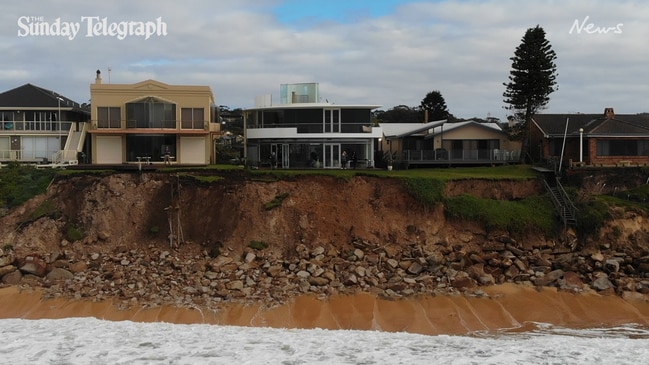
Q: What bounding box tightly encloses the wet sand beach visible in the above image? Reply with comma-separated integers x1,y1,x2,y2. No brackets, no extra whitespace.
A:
3,284,649,335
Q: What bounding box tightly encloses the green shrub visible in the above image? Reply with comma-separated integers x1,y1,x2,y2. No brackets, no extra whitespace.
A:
29,199,60,221
177,173,224,184
65,225,85,242
574,199,609,238
403,178,445,207
264,193,289,210
625,184,649,203
445,194,556,235
249,240,269,250
612,225,623,238
207,241,223,258
0,166,57,209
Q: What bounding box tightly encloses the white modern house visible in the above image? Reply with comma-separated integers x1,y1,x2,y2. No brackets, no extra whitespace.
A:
243,83,382,168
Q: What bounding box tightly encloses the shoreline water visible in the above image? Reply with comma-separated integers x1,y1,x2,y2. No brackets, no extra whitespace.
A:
3,284,649,335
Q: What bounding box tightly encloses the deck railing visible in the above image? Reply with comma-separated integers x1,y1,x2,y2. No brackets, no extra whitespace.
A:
402,149,520,162
1,120,72,133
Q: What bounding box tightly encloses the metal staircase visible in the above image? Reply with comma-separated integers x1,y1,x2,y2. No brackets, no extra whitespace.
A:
544,177,578,228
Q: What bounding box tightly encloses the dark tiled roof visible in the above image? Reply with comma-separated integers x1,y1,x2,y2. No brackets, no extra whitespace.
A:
592,118,649,134
533,113,649,136
0,83,88,113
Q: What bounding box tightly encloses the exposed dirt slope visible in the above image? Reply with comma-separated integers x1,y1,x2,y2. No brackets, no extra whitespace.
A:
2,173,544,258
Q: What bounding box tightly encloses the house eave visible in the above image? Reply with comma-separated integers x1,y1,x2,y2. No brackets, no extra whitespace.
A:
383,120,446,140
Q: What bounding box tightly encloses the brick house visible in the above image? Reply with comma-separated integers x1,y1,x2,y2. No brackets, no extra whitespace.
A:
531,108,649,168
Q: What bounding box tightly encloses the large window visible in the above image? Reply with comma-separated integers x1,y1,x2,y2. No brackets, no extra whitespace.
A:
181,108,205,129
126,98,176,129
97,107,121,128
324,108,340,133
340,109,371,133
597,139,649,156
125,135,176,162
251,108,373,134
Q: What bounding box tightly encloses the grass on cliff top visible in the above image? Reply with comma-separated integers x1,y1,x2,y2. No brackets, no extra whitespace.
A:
0,164,535,209
0,165,57,209
445,194,557,235
247,164,537,181
601,184,649,210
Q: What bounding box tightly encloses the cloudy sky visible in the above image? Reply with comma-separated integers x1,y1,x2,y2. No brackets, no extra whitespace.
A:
1,0,646,121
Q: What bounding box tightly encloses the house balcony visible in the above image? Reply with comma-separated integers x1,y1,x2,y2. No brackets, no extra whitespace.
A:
0,120,72,134
88,120,218,135
401,148,520,166
246,126,382,140
0,148,62,162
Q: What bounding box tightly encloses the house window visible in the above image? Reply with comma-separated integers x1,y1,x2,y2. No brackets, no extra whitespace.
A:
263,110,285,127
340,109,371,133
0,112,13,122
1,112,14,131
549,140,563,157
126,98,176,129
97,107,121,128
323,108,340,133
24,112,51,131
639,140,649,156
181,108,205,129
596,139,648,156
286,109,320,133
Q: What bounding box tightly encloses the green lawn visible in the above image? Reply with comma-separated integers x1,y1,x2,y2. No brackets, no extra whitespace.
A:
244,164,538,181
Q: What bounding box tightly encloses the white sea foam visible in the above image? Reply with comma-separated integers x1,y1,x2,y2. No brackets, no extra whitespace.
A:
1,318,648,364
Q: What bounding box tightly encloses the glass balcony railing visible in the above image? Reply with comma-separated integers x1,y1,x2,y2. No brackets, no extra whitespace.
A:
91,120,208,130
402,149,520,162
126,119,177,129
0,120,72,132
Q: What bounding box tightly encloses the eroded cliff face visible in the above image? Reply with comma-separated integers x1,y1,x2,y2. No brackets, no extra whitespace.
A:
1,172,648,314
1,173,546,258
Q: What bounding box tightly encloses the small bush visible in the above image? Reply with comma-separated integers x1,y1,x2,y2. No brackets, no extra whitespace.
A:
65,225,85,242
612,225,623,238
178,173,224,184
249,240,269,250
575,199,609,238
625,184,649,203
206,241,223,258
264,193,289,210
403,178,445,207
29,199,60,221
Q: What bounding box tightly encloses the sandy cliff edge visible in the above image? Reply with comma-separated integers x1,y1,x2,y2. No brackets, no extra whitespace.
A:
2,284,649,335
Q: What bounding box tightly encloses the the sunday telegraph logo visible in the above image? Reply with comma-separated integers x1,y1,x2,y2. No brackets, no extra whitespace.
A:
17,16,168,40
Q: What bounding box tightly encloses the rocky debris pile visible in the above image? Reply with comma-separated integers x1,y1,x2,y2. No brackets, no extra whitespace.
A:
2,235,649,311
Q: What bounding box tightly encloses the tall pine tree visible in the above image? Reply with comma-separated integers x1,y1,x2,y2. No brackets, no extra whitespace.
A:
420,90,450,121
503,25,557,163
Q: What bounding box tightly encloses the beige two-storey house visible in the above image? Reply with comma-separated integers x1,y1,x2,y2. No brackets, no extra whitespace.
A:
89,71,219,165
